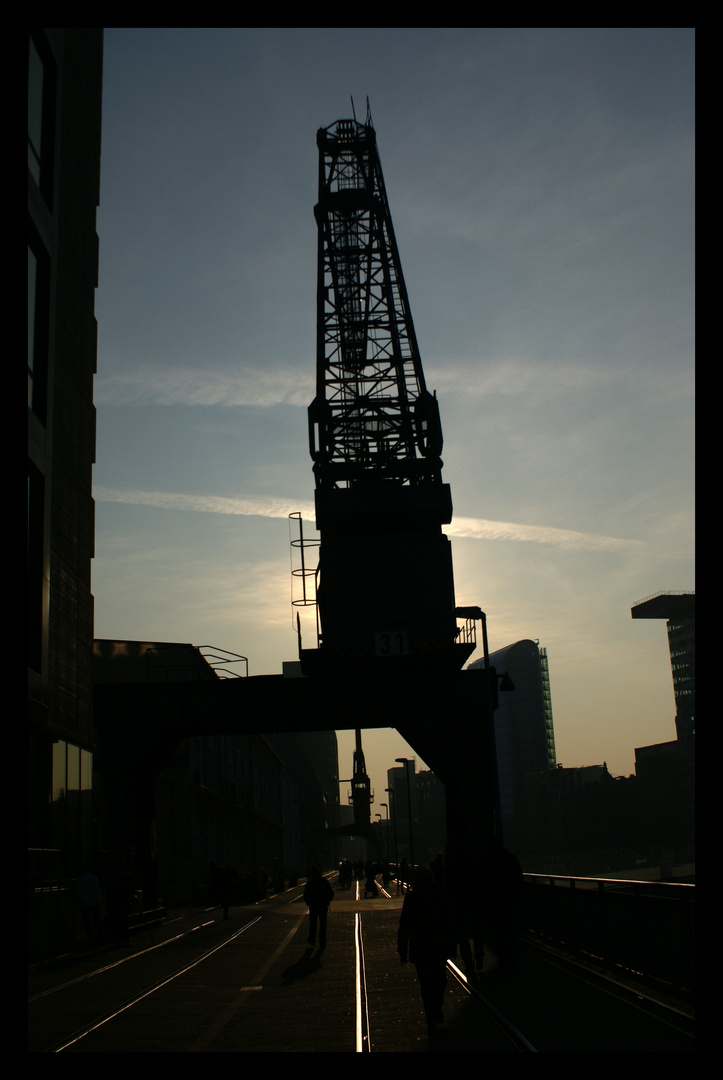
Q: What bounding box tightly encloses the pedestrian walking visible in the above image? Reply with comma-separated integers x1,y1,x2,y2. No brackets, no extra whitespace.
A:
303,866,334,949
479,835,525,974
397,864,456,1035
444,836,485,977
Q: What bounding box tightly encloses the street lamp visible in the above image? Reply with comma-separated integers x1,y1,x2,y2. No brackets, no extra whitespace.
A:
395,757,415,873
385,787,398,872
380,802,389,864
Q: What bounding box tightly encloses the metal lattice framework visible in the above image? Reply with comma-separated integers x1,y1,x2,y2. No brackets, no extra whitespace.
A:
309,113,443,491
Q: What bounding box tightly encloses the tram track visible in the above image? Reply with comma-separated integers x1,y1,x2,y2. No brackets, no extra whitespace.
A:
28,916,218,1005
519,935,695,1042
28,874,694,1053
445,959,539,1051
46,916,263,1053
28,887,309,1053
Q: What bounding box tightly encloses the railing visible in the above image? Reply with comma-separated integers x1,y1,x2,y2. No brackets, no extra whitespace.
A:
197,647,248,678
633,589,693,606
522,873,694,991
146,644,248,680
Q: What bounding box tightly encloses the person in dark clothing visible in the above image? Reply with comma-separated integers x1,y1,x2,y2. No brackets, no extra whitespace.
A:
219,865,235,920
303,866,334,948
397,864,456,1034
444,838,485,978
479,835,525,974
364,860,377,898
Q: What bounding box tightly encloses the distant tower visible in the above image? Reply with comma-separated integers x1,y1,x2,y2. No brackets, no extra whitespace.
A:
350,729,373,830
631,592,695,745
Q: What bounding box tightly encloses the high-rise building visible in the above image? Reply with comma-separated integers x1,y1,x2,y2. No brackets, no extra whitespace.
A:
468,639,557,831
631,591,695,746
28,30,104,888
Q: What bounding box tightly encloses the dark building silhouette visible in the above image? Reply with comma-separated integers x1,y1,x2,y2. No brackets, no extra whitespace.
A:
514,593,696,877
414,769,447,864
631,591,695,747
28,30,104,914
387,762,418,865
468,639,557,842
92,640,338,906
631,591,695,861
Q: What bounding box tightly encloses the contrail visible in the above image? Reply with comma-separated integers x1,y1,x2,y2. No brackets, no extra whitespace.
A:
94,486,643,553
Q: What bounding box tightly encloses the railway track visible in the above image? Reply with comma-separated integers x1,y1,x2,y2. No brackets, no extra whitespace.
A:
28,875,694,1053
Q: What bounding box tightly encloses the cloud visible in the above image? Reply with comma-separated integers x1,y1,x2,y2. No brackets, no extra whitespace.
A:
94,485,643,552
94,367,314,408
94,485,315,521
447,515,643,552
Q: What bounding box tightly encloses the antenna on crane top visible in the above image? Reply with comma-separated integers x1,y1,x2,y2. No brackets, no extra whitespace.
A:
349,96,373,128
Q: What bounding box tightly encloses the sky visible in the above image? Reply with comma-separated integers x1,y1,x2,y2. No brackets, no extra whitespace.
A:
91,28,695,804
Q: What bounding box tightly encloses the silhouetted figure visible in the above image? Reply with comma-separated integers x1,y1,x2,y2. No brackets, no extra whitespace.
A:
364,860,377,897
107,870,134,947
303,866,334,948
220,865,235,919
209,861,220,906
479,836,525,974
397,864,456,1034
74,864,101,946
444,838,485,977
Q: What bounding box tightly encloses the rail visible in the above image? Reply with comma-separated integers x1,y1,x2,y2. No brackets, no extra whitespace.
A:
523,873,694,991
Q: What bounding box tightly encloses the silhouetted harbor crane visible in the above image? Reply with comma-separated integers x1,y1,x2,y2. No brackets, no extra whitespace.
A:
299,104,503,842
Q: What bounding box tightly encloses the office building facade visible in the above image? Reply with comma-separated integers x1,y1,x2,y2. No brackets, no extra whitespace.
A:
28,28,104,886
469,639,557,833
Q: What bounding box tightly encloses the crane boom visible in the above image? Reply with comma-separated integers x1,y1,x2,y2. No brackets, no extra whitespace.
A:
309,112,444,490
301,111,476,677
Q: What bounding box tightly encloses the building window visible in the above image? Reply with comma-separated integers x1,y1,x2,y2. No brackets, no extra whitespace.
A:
27,459,46,674
28,31,56,205
50,740,94,876
28,223,50,421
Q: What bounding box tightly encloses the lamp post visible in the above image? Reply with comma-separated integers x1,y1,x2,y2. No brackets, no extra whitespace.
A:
385,787,398,873
395,757,415,873
380,802,389,864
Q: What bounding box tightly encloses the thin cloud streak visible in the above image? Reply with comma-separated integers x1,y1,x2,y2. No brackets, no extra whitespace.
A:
447,516,643,552
94,358,692,419
94,485,315,521
94,486,643,553
94,367,314,408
